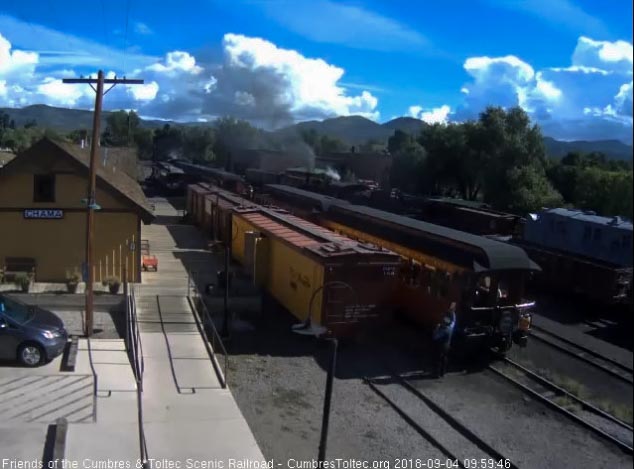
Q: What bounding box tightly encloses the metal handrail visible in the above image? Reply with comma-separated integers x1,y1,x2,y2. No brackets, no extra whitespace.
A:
85,335,98,422
186,271,228,388
124,278,148,467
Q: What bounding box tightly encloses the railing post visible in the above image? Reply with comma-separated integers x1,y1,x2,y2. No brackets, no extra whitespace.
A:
318,338,338,463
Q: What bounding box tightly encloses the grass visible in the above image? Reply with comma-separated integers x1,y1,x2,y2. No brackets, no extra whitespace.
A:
553,395,582,413
595,399,634,425
534,366,633,425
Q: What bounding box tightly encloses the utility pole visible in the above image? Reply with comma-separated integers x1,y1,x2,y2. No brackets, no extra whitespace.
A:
63,71,144,336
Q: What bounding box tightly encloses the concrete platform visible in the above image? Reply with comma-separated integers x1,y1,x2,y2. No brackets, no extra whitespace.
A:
131,197,264,462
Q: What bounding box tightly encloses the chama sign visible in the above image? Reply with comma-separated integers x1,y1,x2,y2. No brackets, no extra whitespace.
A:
23,209,64,219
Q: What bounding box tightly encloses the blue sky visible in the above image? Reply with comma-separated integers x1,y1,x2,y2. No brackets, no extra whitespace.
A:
0,0,632,142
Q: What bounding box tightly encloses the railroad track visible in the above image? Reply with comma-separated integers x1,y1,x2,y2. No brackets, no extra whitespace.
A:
365,373,518,469
529,325,633,384
488,356,633,454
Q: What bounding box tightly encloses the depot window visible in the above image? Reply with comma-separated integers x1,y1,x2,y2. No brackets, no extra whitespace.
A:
33,174,56,202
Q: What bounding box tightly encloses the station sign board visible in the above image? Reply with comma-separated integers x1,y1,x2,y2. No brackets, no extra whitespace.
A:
23,209,64,219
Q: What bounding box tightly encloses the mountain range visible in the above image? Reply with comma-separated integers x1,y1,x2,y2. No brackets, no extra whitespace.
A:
2,105,632,161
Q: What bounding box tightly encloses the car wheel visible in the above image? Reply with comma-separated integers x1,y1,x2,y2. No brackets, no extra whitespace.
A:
18,343,44,367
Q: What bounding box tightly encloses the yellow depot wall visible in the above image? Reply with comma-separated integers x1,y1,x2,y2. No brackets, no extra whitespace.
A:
0,211,138,282
0,170,140,282
0,173,130,210
231,212,325,325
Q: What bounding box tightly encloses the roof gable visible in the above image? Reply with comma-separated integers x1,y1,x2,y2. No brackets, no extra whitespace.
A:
0,138,154,222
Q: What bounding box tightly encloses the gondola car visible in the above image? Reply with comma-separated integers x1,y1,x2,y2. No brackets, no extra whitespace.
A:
264,184,540,351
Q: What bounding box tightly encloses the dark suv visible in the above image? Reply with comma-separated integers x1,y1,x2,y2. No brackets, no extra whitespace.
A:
0,295,68,366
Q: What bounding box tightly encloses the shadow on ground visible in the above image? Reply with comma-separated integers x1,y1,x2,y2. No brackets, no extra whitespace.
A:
532,291,633,351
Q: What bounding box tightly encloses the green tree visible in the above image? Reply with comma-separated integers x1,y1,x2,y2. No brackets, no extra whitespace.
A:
319,134,347,155
152,124,183,161
574,168,633,218
182,126,216,163
103,110,141,146
503,165,563,214
133,127,154,160
388,130,414,155
390,141,427,194
23,119,37,129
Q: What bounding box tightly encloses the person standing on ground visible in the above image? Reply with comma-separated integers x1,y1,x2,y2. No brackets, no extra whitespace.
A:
432,303,457,378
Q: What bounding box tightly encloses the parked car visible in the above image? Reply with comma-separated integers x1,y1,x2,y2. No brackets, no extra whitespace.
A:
0,295,68,366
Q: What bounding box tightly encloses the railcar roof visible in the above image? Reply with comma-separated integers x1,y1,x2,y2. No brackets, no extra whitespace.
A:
541,207,633,229
266,184,538,272
236,207,397,259
333,203,539,272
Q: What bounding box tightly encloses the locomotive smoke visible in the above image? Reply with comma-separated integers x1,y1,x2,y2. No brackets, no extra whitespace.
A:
325,166,341,181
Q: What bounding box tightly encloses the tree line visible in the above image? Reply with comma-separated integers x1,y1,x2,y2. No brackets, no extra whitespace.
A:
387,106,632,218
2,107,631,219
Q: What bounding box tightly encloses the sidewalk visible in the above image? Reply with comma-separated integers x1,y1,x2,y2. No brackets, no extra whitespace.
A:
135,198,264,463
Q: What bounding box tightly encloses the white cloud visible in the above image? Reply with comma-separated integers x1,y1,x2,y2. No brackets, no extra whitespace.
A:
195,33,380,125
0,31,38,77
35,77,94,106
253,0,428,52
409,104,451,124
615,82,633,117
572,36,633,74
134,22,153,35
127,81,159,101
456,36,633,143
146,51,202,74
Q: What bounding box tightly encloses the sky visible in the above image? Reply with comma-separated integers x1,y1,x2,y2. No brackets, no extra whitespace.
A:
0,0,632,142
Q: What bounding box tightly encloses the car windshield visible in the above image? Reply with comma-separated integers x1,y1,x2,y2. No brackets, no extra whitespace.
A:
0,297,33,324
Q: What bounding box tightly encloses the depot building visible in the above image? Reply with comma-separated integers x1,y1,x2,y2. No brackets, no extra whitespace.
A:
0,137,154,283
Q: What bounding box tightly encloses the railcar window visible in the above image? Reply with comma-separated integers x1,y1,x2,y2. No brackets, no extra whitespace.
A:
33,174,56,202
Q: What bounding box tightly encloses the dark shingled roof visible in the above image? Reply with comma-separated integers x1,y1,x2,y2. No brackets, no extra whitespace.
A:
266,184,539,272
4,138,154,223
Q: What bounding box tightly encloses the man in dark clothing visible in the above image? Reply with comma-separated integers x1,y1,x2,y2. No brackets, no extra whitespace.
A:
432,304,457,378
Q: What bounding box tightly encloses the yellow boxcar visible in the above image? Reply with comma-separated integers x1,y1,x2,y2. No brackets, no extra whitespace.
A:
231,207,401,338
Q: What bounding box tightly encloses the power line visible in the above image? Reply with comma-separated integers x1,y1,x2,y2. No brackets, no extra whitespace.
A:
101,0,109,45
63,72,144,336
122,0,132,75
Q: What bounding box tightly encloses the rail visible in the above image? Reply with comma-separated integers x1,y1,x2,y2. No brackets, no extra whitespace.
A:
365,372,518,469
186,271,228,389
489,358,633,454
530,325,633,382
124,277,149,467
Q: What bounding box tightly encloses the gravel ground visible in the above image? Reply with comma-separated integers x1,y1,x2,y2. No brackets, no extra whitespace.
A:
532,292,633,354
226,301,632,469
508,339,633,421
225,301,445,466
412,369,632,469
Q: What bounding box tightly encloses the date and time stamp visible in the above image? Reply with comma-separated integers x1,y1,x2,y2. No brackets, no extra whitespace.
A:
1,459,513,469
